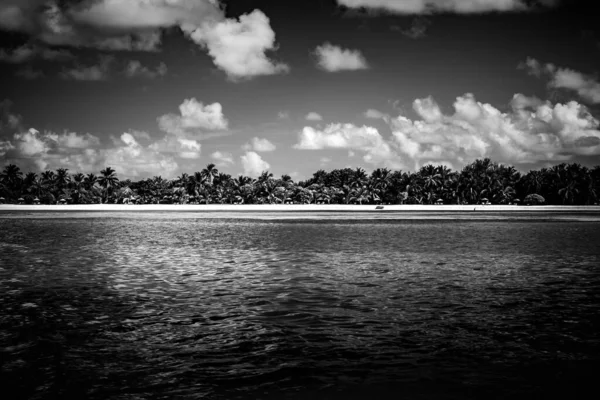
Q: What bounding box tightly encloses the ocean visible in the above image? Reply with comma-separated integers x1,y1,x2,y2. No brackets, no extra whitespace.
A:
1,212,599,399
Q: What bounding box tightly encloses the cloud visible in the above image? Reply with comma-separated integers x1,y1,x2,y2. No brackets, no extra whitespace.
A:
124,60,168,78
294,123,399,167
2,127,180,178
158,98,228,137
241,151,270,177
211,151,234,166
0,0,222,51
314,42,368,72
105,133,179,177
413,96,443,122
4,126,106,172
0,101,241,178
364,109,387,119
336,0,559,14
520,57,600,104
390,93,600,169
176,138,202,159
0,44,74,63
60,55,114,81
242,137,276,152
293,93,600,170
129,130,152,141
278,111,290,119
0,139,14,158
92,31,163,52
0,2,287,81
70,0,223,30
187,10,289,80
305,112,323,121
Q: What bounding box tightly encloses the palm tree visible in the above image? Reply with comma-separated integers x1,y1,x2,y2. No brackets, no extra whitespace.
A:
419,165,442,204
201,164,219,186
41,170,55,183
188,172,208,202
1,164,23,188
29,177,48,197
257,171,273,185
84,173,98,190
352,167,367,187
98,167,119,203
55,168,70,191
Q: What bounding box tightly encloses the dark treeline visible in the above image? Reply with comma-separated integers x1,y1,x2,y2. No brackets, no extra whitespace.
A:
1,158,599,205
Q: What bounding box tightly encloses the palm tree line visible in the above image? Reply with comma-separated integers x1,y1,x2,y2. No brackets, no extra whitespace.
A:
1,159,599,205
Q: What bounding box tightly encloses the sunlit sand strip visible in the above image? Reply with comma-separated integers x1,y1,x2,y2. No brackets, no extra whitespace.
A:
1,204,600,212
1,204,600,221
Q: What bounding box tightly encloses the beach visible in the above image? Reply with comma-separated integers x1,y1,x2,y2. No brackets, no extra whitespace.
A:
1,204,600,212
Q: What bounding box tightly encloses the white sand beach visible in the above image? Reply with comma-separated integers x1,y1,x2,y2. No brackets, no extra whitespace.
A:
1,204,599,212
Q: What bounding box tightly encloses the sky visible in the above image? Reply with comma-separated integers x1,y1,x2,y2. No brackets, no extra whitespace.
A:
0,0,599,180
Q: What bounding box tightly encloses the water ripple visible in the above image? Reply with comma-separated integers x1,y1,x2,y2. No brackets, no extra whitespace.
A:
1,217,599,399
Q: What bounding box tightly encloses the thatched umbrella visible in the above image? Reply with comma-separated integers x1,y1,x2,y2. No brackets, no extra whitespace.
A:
436,199,444,204
18,197,24,204
59,198,67,204
33,197,40,204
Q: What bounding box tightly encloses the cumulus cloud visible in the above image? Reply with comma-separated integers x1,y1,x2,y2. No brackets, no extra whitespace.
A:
242,137,276,152
314,42,368,72
294,93,600,170
0,1,287,81
336,0,559,14
124,60,168,79
105,132,179,177
4,126,105,172
0,101,182,178
241,151,270,177
211,151,234,166
277,111,290,119
521,57,600,104
294,123,399,167
158,98,228,137
390,93,600,169
364,109,387,119
2,127,180,178
305,112,323,121
187,10,289,80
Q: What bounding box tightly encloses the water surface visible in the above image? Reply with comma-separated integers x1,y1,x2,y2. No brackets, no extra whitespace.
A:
1,213,599,399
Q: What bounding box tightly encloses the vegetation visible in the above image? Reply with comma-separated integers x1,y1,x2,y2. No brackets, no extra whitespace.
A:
1,159,599,205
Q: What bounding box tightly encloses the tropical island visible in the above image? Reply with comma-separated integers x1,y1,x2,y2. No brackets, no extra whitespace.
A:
0,158,599,207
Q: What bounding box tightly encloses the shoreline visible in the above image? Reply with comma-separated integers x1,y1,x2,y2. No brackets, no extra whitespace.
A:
1,204,599,212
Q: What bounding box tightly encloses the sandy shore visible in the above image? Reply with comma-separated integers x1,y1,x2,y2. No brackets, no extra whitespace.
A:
1,204,599,212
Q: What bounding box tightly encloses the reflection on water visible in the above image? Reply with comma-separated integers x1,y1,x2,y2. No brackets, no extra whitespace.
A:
1,215,599,399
